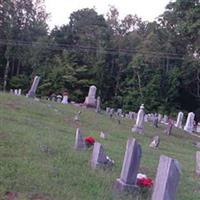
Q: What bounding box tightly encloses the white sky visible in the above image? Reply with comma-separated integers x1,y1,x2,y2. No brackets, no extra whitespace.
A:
45,0,172,29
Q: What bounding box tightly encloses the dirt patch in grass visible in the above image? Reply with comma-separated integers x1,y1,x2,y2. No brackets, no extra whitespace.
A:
30,193,53,200
1,102,21,110
0,132,8,140
3,192,54,200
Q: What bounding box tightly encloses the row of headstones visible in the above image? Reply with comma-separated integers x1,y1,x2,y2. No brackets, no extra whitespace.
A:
10,89,22,96
106,107,137,119
75,129,180,200
48,94,69,104
174,111,200,133
14,76,200,134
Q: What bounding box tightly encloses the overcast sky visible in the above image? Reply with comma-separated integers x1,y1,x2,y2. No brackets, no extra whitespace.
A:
45,0,172,29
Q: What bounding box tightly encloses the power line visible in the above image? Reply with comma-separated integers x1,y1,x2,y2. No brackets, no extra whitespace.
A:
0,38,186,60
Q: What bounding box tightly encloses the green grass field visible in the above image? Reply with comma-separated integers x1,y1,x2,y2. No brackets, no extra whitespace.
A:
0,93,200,200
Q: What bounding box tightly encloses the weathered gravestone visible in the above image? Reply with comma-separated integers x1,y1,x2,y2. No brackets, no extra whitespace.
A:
56,95,62,103
175,112,184,129
74,111,81,122
164,120,173,136
117,108,122,116
149,136,160,149
96,96,101,113
158,114,162,122
106,107,110,113
151,155,181,200
84,85,97,107
113,138,141,194
162,115,168,124
196,151,200,176
100,131,108,139
132,104,145,134
62,95,68,104
14,89,18,96
91,142,113,169
153,114,159,128
129,112,134,119
18,89,22,96
74,128,86,150
184,112,195,133
27,76,40,98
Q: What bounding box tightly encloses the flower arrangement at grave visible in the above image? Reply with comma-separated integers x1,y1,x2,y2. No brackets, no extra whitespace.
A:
136,173,153,199
84,136,95,147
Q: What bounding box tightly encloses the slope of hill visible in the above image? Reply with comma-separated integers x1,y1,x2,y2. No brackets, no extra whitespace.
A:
0,93,200,200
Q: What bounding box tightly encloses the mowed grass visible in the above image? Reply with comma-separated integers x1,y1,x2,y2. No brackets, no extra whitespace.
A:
0,93,200,200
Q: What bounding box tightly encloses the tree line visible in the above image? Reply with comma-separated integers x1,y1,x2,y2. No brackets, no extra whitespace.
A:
0,0,200,118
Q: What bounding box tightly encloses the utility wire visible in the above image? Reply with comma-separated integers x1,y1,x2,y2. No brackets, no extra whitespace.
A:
0,38,186,60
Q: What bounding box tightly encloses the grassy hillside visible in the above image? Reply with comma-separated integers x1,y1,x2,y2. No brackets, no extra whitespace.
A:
0,93,200,200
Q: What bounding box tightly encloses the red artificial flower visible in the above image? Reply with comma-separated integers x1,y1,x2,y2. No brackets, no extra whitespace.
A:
84,136,95,145
137,178,153,187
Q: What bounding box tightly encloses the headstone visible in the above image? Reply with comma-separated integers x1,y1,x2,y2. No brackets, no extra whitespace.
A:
117,108,122,116
18,89,22,96
144,114,148,122
10,89,14,94
14,89,18,96
162,115,168,124
27,76,40,98
91,142,112,169
62,95,68,104
84,85,97,107
153,114,159,128
196,151,200,176
184,112,195,133
129,112,134,119
74,111,81,122
158,114,162,122
100,131,108,139
56,95,62,103
149,136,160,149
175,112,183,129
109,108,114,118
74,128,86,150
106,107,110,113
165,120,173,135
114,138,141,194
132,104,145,134
50,93,56,101
96,96,101,113
151,155,181,200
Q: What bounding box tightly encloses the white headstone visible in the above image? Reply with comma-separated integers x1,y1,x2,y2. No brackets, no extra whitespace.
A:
62,95,68,104
96,96,101,113
132,104,145,134
175,112,183,128
18,89,22,96
184,112,195,133
84,85,97,107
27,76,40,98
14,89,18,96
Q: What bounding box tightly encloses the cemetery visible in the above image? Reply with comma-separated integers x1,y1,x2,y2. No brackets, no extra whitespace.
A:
0,92,200,200
0,0,200,199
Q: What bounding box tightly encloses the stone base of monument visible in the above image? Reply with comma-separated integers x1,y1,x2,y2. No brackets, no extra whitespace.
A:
27,91,35,98
184,126,193,133
113,178,139,195
132,126,144,134
84,96,96,108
